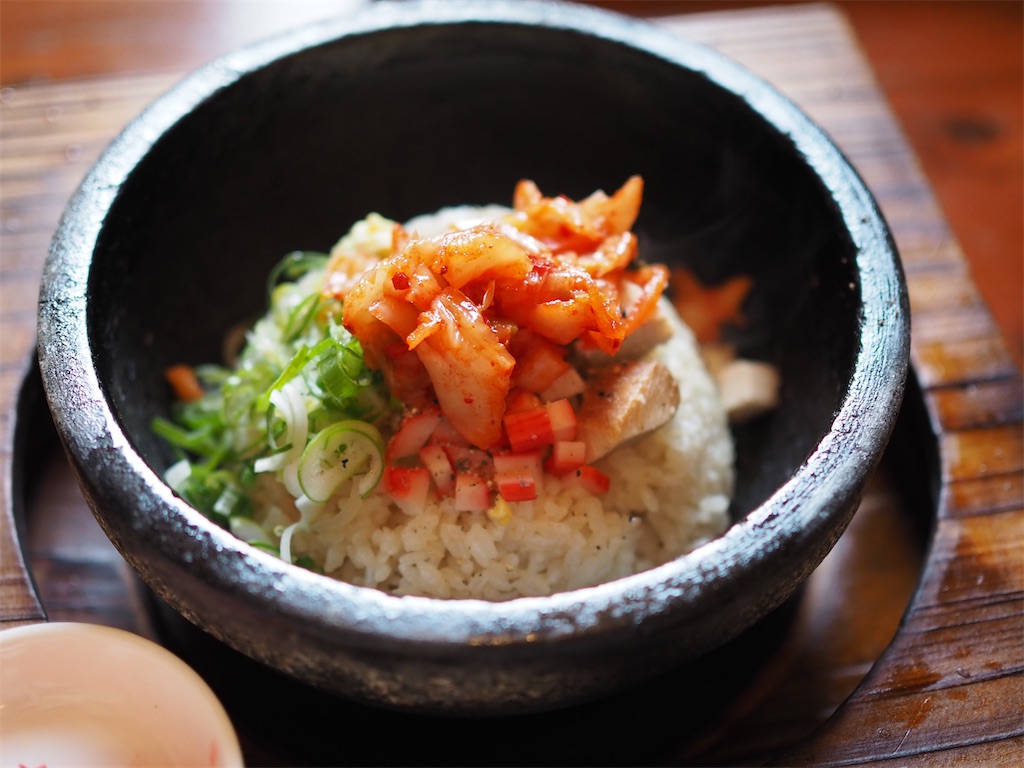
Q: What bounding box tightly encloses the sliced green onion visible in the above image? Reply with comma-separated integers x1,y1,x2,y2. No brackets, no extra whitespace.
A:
266,250,329,302
255,383,308,474
229,515,271,545
317,343,363,403
152,417,221,458
164,459,193,491
298,420,384,502
153,242,390,560
278,496,325,563
212,483,247,520
282,292,321,342
255,337,334,412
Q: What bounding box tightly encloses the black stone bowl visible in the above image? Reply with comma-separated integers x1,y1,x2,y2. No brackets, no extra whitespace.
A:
37,0,909,716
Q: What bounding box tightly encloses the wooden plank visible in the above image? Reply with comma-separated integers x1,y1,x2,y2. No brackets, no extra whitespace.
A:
909,305,1007,347
927,377,1024,432
946,473,1024,520
940,426,1024,485
915,335,1022,390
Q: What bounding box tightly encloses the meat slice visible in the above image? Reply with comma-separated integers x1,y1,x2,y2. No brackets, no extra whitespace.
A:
575,359,680,463
714,358,780,424
699,343,781,424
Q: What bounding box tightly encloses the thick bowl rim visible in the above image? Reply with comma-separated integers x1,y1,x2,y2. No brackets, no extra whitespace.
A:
37,0,909,650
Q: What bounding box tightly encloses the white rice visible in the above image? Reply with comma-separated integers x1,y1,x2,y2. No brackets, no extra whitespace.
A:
253,303,734,601
242,204,735,600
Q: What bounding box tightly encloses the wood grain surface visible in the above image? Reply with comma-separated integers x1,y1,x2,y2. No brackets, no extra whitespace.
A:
1,2,1021,765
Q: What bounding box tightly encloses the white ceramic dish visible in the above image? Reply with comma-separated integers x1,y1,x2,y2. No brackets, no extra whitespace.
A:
0,622,243,768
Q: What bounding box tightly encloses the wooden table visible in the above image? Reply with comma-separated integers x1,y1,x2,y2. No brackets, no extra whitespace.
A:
1,2,1021,765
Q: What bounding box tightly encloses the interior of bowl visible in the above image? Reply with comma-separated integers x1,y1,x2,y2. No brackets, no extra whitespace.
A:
87,15,860,527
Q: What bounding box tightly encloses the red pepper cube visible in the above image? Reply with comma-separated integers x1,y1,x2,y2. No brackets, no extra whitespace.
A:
386,409,443,461
503,406,554,453
496,471,538,502
544,440,587,476
545,398,577,442
385,466,432,515
418,443,455,495
454,472,491,512
566,465,610,495
492,449,545,478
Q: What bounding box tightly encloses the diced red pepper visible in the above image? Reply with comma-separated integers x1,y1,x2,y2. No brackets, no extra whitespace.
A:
544,440,587,476
165,364,205,402
565,465,610,495
384,466,432,515
545,398,577,442
492,449,544,478
418,443,455,494
503,405,554,453
454,472,491,512
496,471,538,502
386,409,443,461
